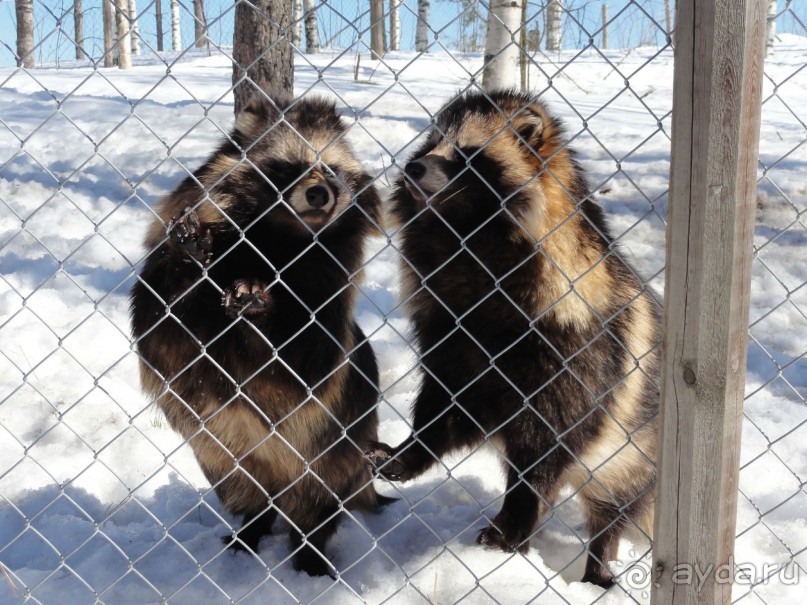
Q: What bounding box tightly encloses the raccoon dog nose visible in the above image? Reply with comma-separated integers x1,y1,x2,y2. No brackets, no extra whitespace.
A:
305,185,330,209
405,161,426,181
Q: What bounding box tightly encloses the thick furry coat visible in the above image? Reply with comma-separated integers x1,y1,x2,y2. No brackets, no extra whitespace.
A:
367,90,660,587
130,96,385,575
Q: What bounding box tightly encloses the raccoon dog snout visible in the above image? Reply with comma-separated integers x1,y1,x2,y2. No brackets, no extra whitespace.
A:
404,155,451,197
305,184,332,209
404,160,426,180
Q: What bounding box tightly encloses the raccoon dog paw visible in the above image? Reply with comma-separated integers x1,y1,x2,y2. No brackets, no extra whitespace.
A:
364,441,409,481
222,279,272,318
169,206,213,265
476,525,530,554
221,532,261,554
292,546,338,578
580,570,616,589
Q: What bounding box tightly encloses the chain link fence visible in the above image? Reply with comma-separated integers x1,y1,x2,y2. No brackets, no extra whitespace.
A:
0,1,804,604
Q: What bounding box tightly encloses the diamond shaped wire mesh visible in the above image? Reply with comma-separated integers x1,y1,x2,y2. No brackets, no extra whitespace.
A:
0,1,805,604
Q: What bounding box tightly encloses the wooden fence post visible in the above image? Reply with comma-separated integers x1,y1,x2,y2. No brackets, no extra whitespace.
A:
651,1,766,604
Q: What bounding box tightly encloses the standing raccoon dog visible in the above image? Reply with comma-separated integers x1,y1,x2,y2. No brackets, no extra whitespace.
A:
366,90,660,587
130,96,388,576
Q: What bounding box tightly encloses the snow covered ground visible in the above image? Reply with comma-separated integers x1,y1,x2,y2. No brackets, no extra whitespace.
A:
0,37,804,604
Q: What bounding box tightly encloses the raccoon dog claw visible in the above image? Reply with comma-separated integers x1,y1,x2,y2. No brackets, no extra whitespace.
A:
580,570,616,589
223,279,272,318
169,206,213,265
365,441,408,481
476,525,529,554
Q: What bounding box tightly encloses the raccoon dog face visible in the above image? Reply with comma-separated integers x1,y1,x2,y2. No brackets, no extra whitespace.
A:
397,90,578,229
228,95,372,232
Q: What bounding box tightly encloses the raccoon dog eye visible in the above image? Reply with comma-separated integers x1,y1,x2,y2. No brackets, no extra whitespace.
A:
457,147,480,162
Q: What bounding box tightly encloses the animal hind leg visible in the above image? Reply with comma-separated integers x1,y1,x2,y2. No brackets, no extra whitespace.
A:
476,441,569,554
223,506,278,553
577,448,655,587
476,465,540,554
197,448,277,554
581,501,625,588
288,505,341,577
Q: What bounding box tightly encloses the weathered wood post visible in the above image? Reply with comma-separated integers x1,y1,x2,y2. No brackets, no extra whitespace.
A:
652,1,766,604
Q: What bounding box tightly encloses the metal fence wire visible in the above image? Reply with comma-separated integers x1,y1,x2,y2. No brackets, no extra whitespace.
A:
0,1,805,604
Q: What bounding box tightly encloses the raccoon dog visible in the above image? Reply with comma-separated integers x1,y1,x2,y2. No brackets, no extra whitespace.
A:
130,96,387,576
366,90,660,587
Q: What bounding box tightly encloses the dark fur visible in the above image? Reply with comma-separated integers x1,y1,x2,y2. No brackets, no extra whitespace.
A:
130,96,388,576
367,90,660,587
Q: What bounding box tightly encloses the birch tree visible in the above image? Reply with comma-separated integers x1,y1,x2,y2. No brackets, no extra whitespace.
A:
103,0,116,66
389,0,400,51
664,0,671,35
171,0,181,50
416,0,430,52
15,0,34,68
482,0,522,90
545,0,562,53
155,0,163,51
74,0,84,59
292,0,302,47
233,0,293,114
115,0,132,69
129,0,140,54
766,0,777,56
303,0,319,53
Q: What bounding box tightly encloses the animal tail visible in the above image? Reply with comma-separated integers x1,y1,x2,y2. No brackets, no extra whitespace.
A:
374,493,399,509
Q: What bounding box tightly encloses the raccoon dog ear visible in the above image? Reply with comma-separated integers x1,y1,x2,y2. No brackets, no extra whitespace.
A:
511,104,547,152
234,94,288,141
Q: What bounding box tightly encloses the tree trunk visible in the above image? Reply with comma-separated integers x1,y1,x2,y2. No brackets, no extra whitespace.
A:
303,0,319,53
171,0,181,50
129,0,140,54
15,0,35,68
370,0,386,59
194,0,207,48
389,0,400,51
546,0,562,53
116,0,133,69
416,0,430,52
527,17,540,52
664,0,671,35
601,3,607,50
292,0,302,47
155,0,163,51
74,0,84,60
103,0,117,66
765,0,777,56
233,0,293,115
519,0,527,91
482,0,522,90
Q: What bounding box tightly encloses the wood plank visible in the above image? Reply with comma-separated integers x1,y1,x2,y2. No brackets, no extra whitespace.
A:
651,1,766,604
